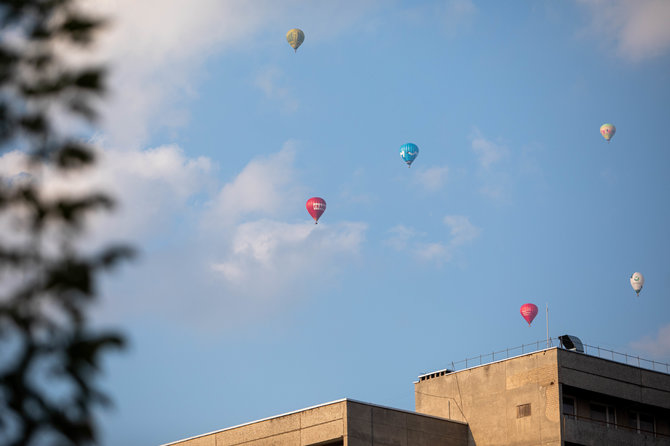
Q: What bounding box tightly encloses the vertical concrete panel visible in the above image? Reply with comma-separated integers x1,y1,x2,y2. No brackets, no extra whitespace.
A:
346,401,372,445
544,382,560,422
345,400,468,446
415,349,561,446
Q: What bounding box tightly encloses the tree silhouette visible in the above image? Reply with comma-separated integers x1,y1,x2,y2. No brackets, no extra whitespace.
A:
0,1,133,444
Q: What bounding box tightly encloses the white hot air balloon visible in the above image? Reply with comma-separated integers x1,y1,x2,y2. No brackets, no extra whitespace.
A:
630,272,644,296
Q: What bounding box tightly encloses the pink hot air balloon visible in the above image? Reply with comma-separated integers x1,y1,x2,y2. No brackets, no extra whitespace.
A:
306,197,326,224
520,303,538,327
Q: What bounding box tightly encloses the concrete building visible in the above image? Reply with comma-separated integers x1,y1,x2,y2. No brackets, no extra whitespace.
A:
416,347,670,445
163,399,469,446
165,345,670,446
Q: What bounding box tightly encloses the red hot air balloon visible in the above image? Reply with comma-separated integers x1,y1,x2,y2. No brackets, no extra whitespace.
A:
520,303,538,327
306,197,326,224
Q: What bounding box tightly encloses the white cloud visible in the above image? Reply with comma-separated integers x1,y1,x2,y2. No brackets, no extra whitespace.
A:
80,0,268,147
415,242,451,262
469,127,515,201
211,220,366,299
0,145,213,246
386,227,451,262
441,0,477,33
577,0,670,61
385,215,480,263
630,324,670,359
204,141,302,227
73,0,386,148
471,128,508,169
443,215,480,246
0,142,367,329
479,179,510,201
254,66,299,113
202,144,367,302
415,165,449,191
385,225,420,251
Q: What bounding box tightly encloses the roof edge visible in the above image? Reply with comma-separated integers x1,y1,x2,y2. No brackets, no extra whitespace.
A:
160,397,468,446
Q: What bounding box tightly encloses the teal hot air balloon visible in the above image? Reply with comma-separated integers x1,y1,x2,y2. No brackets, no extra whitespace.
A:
286,28,304,52
400,143,419,167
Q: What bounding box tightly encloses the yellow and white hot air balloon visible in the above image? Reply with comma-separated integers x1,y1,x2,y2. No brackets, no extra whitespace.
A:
630,272,644,296
286,28,304,52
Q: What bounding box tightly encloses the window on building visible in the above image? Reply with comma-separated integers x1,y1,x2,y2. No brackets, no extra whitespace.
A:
563,396,576,419
628,411,655,435
627,411,638,431
589,403,615,427
517,403,531,418
640,414,655,434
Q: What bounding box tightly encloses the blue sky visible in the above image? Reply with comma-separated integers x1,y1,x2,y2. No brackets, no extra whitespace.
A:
2,1,670,445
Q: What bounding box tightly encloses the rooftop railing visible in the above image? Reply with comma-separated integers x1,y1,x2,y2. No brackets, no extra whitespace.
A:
418,337,670,381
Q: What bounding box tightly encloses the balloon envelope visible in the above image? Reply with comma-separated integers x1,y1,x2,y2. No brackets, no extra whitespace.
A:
600,123,616,141
286,28,304,52
520,303,538,326
400,143,419,167
306,197,326,223
630,272,644,296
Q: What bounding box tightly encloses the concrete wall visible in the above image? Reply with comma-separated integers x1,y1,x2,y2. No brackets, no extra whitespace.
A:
345,400,468,446
165,401,346,446
557,348,670,410
164,399,468,446
415,349,561,446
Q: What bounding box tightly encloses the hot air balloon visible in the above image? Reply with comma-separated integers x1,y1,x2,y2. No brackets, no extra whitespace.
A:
286,28,304,52
400,143,419,167
600,123,616,142
520,303,538,327
306,197,326,224
630,272,644,296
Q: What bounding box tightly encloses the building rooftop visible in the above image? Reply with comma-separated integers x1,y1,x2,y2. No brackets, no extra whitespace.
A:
417,337,670,382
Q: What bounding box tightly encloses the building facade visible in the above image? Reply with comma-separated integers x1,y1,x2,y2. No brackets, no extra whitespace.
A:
415,347,670,445
165,346,670,445
163,399,469,446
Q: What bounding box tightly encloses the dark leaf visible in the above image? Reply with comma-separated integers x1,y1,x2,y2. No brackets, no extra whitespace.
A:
67,97,97,120
97,245,136,268
19,113,48,135
44,260,93,296
59,15,106,44
51,193,114,226
56,143,95,169
73,69,105,92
